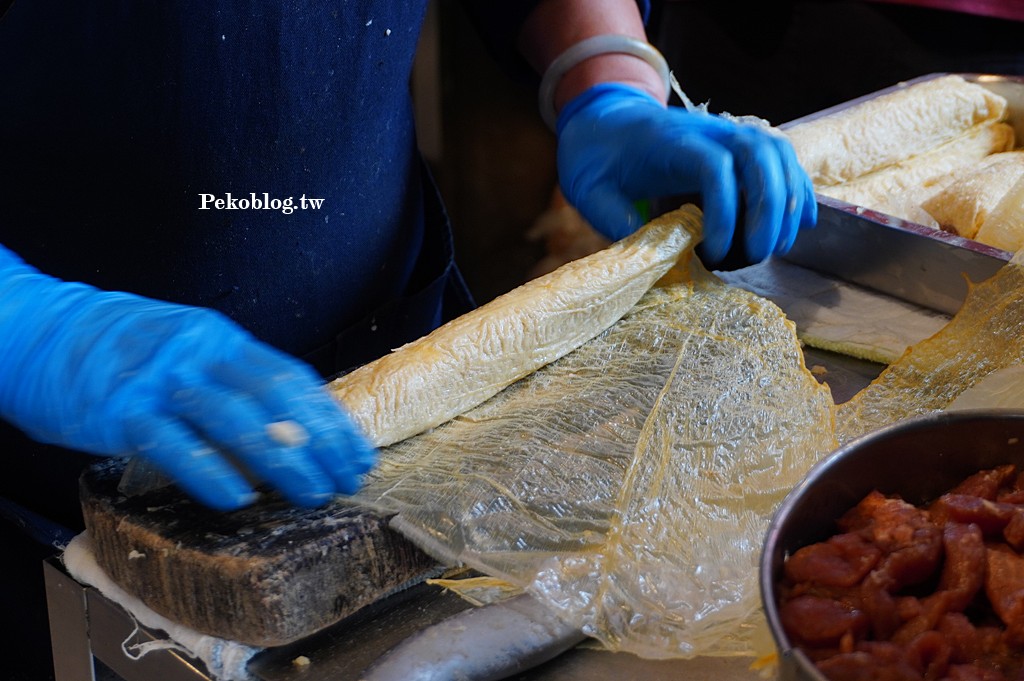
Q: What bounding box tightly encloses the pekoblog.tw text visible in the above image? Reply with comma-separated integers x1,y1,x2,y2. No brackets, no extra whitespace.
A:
198,193,324,215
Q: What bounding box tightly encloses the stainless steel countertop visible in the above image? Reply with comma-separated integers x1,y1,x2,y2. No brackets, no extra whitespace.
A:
46,344,883,681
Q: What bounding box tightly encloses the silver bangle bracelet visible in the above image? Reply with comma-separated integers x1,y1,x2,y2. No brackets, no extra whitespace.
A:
538,34,671,131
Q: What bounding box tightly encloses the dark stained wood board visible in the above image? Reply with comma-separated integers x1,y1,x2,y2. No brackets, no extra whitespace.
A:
79,458,440,647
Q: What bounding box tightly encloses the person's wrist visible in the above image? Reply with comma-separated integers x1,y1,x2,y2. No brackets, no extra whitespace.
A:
537,34,670,130
554,52,667,116
0,269,94,426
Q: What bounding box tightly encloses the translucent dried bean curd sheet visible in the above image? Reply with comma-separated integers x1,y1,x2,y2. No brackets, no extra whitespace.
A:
344,206,1024,660
349,242,837,657
837,247,1024,444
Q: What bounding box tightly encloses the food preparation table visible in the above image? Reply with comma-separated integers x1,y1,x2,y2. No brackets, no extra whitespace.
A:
44,342,884,681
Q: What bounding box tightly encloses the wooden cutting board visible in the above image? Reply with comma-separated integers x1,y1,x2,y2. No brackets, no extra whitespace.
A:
79,458,439,647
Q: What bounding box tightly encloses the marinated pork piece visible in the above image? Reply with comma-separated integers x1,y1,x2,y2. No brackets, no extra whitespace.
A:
778,464,1024,681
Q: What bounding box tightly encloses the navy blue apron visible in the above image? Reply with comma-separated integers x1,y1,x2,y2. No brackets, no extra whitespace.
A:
0,2,479,674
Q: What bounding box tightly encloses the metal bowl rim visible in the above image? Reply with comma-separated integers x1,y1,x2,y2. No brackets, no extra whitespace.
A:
759,409,1024,679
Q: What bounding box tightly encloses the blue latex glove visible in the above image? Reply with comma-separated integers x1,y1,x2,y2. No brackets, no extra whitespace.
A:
556,84,817,264
0,246,375,511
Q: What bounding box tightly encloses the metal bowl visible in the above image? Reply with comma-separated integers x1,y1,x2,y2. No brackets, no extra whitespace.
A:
759,409,1024,681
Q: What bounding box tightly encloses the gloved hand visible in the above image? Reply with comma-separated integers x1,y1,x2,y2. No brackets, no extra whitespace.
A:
0,246,375,511
556,83,817,264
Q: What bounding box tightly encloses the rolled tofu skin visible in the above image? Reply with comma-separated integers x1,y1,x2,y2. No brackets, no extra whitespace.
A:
329,205,702,447
787,75,1008,187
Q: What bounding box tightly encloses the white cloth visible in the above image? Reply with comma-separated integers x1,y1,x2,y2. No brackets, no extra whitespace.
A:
62,531,261,681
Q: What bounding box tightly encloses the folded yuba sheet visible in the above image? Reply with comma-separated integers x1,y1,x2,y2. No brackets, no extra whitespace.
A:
327,201,1024,660
785,74,1023,250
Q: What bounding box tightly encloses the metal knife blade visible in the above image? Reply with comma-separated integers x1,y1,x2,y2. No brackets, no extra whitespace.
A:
782,196,1012,315
358,593,585,681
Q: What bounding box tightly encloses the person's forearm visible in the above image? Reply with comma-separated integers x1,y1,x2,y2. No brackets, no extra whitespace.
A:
518,0,666,116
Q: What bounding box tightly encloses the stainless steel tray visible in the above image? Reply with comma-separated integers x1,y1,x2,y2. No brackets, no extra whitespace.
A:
780,73,1024,315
